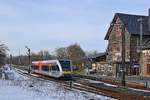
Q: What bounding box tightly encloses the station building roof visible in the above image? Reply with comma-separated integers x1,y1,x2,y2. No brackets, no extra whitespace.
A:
105,13,150,40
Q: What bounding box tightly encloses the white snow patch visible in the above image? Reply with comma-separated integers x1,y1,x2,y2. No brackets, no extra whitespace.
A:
0,66,116,100
104,83,118,87
0,79,116,100
2,64,24,80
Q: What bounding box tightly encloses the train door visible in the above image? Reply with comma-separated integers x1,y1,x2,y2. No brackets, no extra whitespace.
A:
38,63,42,74
42,64,49,75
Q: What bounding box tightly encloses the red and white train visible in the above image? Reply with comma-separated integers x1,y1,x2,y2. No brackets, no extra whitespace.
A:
31,59,72,78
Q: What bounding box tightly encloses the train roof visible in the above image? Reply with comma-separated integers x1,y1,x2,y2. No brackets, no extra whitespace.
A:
32,59,71,64
32,60,58,64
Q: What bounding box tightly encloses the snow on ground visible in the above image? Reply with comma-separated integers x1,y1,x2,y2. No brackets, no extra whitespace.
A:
0,67,116,100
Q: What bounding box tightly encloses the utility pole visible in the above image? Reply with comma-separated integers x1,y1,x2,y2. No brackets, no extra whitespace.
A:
18,50,21,65
121,23,126,87
10,54,12,66
137,18,143,75
25,46,31,74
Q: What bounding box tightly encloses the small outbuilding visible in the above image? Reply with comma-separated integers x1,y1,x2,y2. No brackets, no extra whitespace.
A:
85,52,114,76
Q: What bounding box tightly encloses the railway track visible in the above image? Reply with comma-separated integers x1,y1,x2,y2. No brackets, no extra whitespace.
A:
15,68,117,99
14,66,150,100
73,74,150,91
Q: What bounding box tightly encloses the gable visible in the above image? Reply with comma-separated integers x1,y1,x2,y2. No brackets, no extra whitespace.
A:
104,13,150,40
104,14,123,40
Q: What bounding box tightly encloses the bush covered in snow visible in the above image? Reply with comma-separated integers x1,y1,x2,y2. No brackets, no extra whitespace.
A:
0,64,22,80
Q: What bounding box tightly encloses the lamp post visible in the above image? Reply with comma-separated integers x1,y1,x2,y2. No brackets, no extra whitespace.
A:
10,54,12,66
87,57,92,75
111,22,126,86
25,46,31,74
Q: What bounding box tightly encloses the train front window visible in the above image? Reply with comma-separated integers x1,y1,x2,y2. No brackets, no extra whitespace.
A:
59,60,71,71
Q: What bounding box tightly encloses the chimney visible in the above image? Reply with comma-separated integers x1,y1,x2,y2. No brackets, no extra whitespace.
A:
149,9,150,31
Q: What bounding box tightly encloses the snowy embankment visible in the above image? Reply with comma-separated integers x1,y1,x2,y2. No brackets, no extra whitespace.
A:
0,65,116,100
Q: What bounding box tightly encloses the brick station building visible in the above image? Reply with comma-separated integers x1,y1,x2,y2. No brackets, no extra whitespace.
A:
142,45,150,76
104,9,150,77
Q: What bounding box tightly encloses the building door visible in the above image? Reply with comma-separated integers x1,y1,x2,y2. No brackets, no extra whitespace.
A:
147,64,150,75
133,68,139,75
132,64,139,75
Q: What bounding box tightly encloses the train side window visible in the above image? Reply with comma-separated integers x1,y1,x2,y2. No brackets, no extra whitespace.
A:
32,65,38,70
42,66,49,71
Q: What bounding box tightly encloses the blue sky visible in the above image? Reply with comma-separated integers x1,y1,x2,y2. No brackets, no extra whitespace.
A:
0,0,150,55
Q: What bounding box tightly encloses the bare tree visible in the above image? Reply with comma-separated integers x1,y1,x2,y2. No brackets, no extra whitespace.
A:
37,50,54,60
67,43,85,69
55,47,68,59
